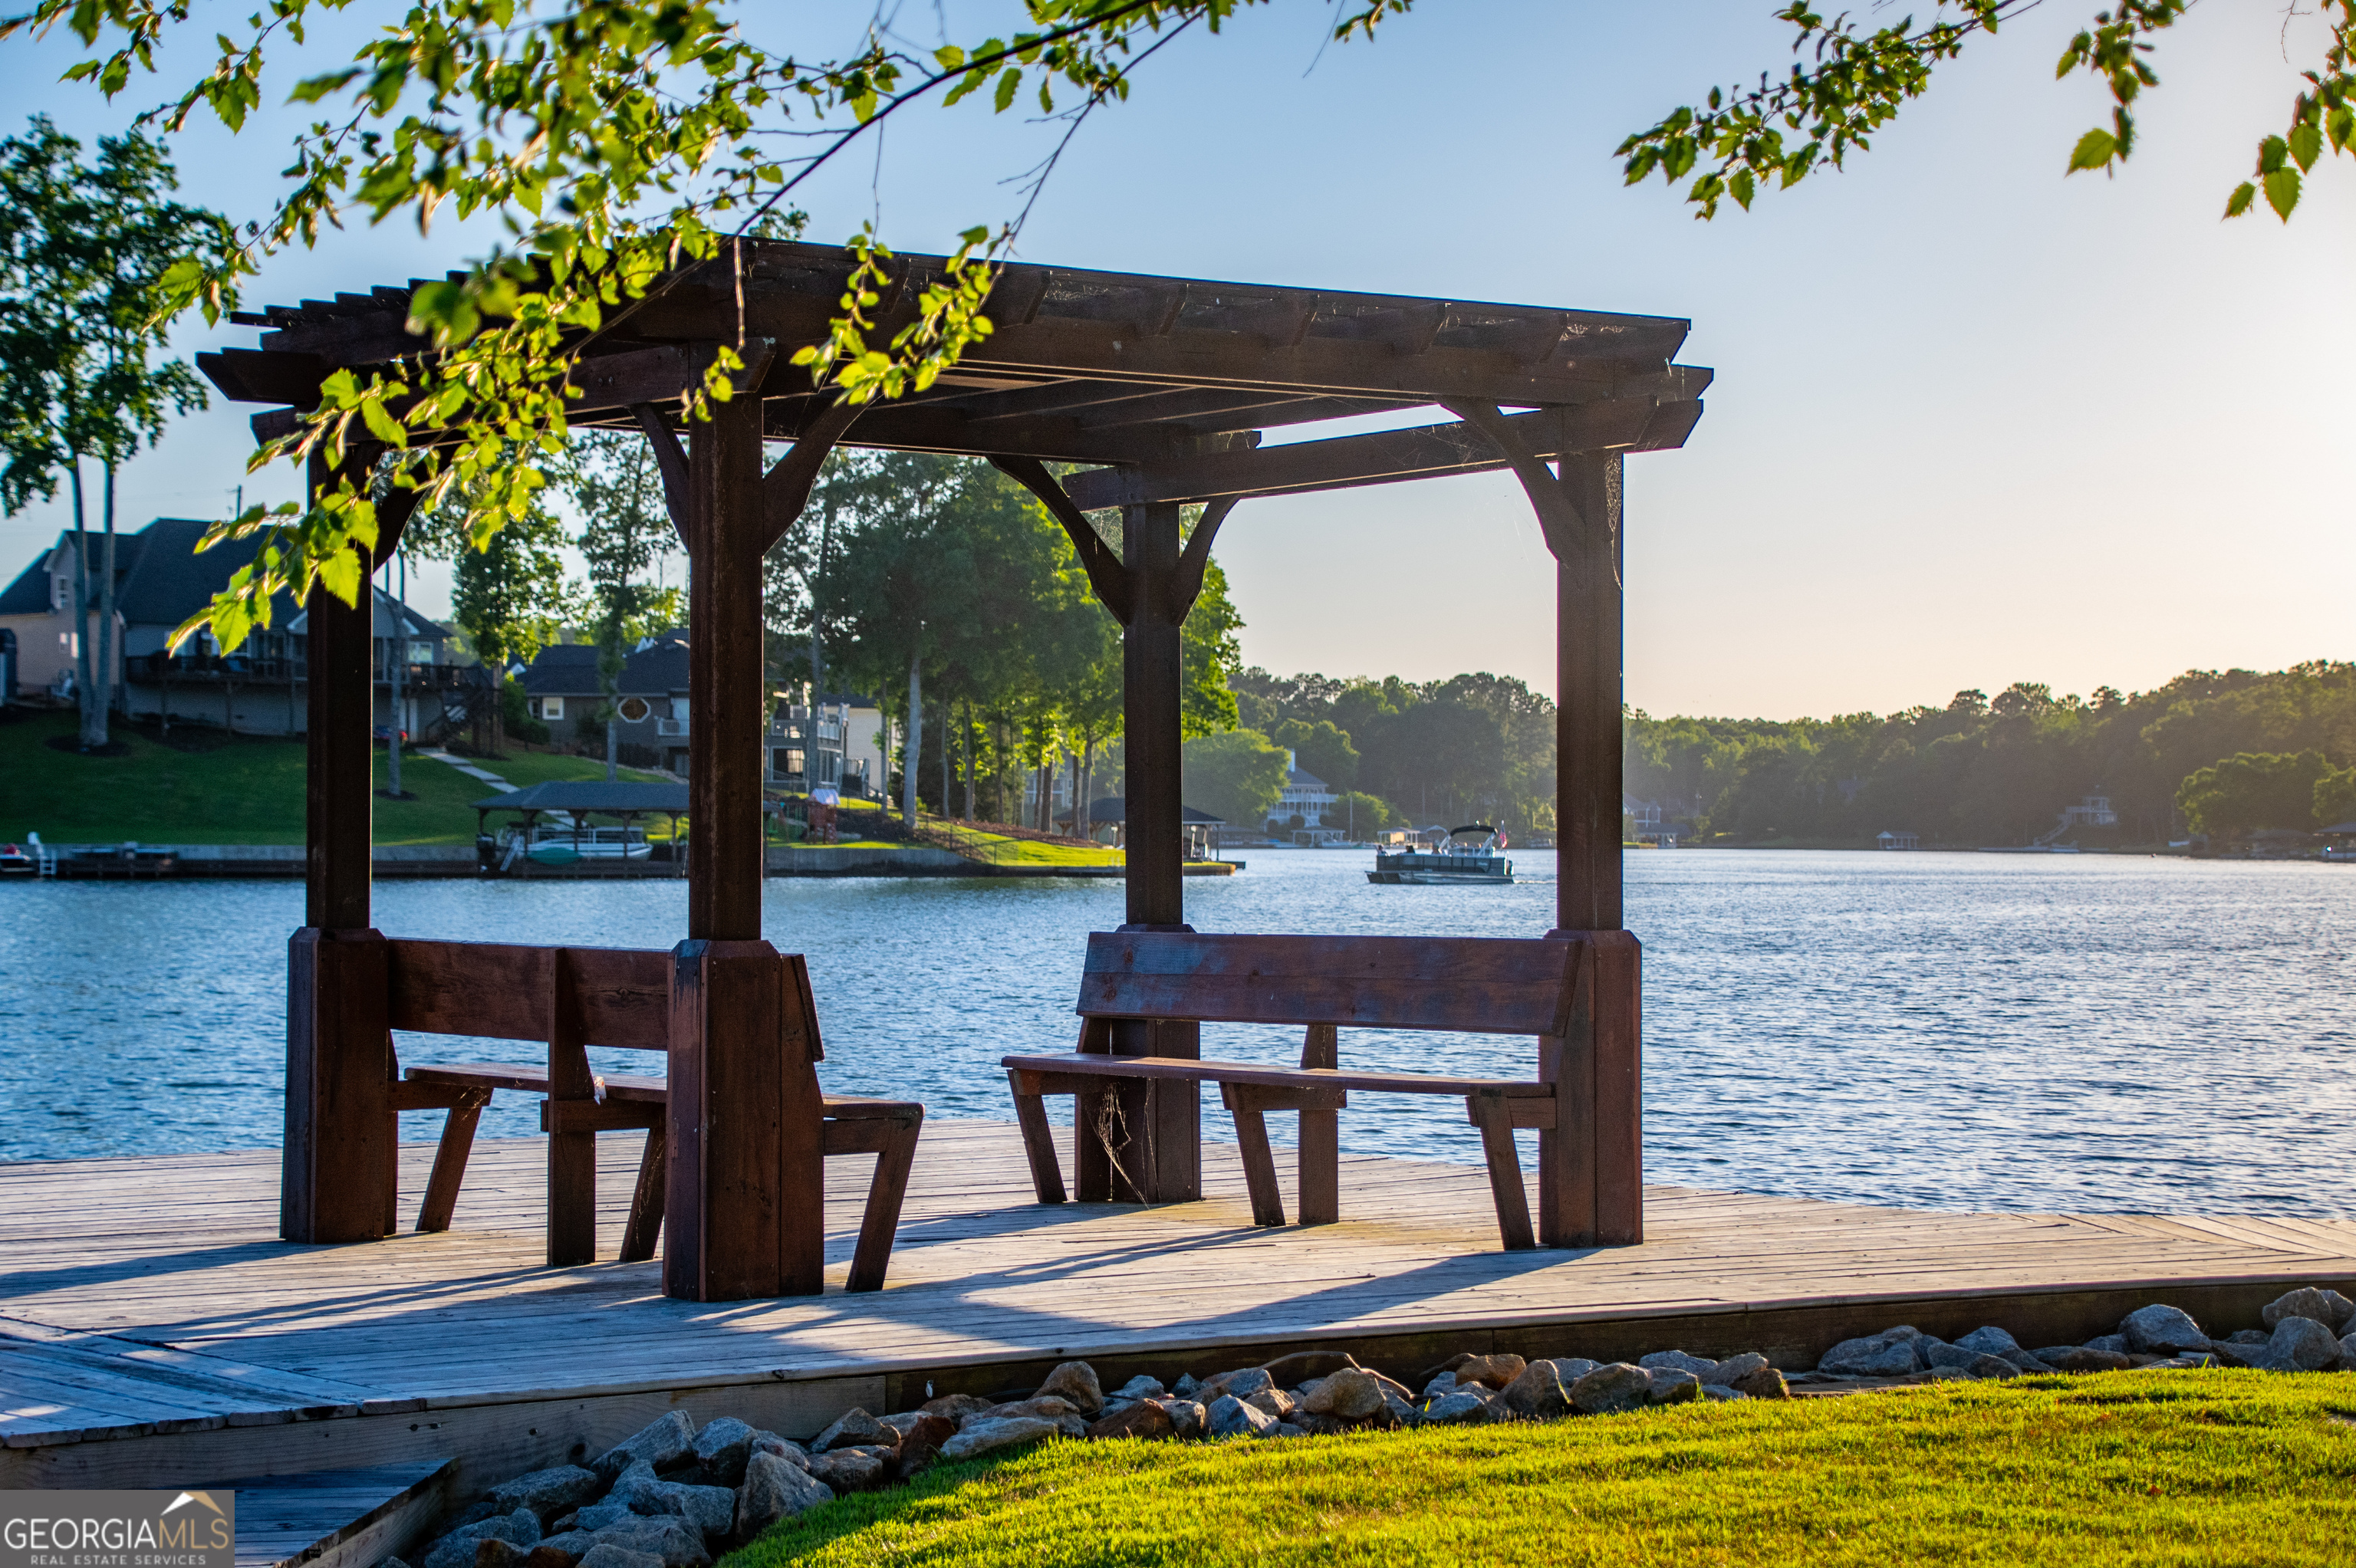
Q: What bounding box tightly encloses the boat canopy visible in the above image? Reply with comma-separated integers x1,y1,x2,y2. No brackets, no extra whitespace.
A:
472,781,689,814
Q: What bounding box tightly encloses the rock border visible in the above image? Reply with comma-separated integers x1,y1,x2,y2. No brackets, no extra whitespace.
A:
387,1284,2356,1568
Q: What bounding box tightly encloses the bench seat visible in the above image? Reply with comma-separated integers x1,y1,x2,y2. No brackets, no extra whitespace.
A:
1002,930,1591,1251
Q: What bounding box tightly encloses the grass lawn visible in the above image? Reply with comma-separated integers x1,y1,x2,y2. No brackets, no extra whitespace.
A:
727,1372,2356,1566
0,708,665,845
926,821,1124,867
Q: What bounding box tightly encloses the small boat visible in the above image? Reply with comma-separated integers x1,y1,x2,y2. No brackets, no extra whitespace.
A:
502,823,653,868
0,843,35,876
1368,824,1515,885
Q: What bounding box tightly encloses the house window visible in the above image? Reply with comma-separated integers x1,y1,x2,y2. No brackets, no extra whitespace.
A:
538,696,564,720
779,748,806,777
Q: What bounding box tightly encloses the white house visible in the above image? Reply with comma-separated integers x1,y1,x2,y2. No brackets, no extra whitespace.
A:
1267,753,1344,843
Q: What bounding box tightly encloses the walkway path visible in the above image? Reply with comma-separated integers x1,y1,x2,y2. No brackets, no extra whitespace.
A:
420,750,514,793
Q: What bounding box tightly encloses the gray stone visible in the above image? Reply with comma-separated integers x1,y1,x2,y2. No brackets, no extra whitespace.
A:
2120,1304,2210,1355
2341,1332,2356,1369
1499,1360,1574,1418
1638,1350,1718,1379
809,1408,893,1454
1205,1395,1276,1438
688,1418,756,1488
1569,1363,1654,1415
576,1547,664,1568
1421,1372,1459,1399
1198,1367,1272,1403
1417,1390,1491,1425
939,1415,1061,1460
805,1447,888,1493
2041,1346,2132,1372
1922,1342,1982,1371
532,1533,597,1563
2264,1315,2343,1371
1916,1366,1973,1382
1086,1401,1175,1441
1729,1364,1788,1400
1966,1354,2021,1380
591,1413,698,1484
1171,1373,1200,1397
1454,1353,1527,1391
566,1504,633,1535
474,1541,528,1568
2263,1287,2356,1333
1953,1326,2022,1357
1818,1332,1922,1378
1112,1376,1166,1402
1702,1353,1769,1387
662,1485,734,1540
1157,1399,1206,1439
1302,1368,1387,1422
1034,1361,1104,1416
919,1393,995,1425
1647,1369,1700,1405
1380,1391,1417,1427
2224,1330,2272,1346
426,1510,542,1568
491,1468,601,1524
977,1395,1079,1425
2086,1333,2130,1355
1700,1386,1744,1402
1272,1422,1309,1438
579,1520,705,1568
733,1453,833,1541
1242,1388,1295,1422
746,1435,807,1470
1997,1349,2056,1372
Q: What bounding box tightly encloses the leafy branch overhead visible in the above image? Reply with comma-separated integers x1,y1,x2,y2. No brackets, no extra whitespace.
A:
1620,0,2354,221
4,0,1415,651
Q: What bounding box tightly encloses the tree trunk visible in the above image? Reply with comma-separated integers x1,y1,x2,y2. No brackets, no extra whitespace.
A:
939,697,951,823
69,462,98,748
1079,734,1094,841
96,463,117,744
902,651,922,830
962,698,975,823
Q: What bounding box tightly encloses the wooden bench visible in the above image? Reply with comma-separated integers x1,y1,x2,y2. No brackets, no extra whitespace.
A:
383,939,922,1291
1002,930,1622,1251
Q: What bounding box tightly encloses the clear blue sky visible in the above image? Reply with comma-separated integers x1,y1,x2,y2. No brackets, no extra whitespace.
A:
3,1,2348,718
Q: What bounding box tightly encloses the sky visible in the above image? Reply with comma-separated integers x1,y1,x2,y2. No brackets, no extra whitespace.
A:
2,0,2349,720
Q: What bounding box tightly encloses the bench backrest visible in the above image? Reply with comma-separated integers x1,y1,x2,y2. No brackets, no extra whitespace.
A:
1076,931,1577,1037
384,938,825,1059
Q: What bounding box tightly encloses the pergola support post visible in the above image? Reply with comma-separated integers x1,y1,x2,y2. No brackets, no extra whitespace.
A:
1543,451,1641,1247
1095,498,1199,1203
284,450,393,1243
666,391,830,1300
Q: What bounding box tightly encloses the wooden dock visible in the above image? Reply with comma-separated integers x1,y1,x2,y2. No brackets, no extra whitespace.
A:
8,1120,2354,1497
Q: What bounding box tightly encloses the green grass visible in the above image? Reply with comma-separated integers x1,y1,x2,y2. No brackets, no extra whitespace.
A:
0,708,664,845
927,821,1124,866
726,1372,2356,1566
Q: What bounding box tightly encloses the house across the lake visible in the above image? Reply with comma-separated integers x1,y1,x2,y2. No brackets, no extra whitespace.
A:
0,516,477,738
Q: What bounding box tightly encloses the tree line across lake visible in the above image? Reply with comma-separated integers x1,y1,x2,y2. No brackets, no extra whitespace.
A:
423,436,2351,847
1630,664,2356,847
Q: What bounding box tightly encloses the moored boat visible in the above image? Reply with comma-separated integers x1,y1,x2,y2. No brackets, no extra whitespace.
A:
1367,824,1515,885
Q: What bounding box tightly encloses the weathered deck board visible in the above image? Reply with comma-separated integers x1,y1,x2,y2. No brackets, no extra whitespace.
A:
5,1119,2354,1469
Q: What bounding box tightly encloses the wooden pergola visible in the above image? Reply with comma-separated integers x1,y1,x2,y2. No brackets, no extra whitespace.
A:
199,240,1707,1298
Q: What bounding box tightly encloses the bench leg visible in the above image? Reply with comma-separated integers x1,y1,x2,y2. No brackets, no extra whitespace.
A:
1221,1086,1287,1228
548,1112,597,1267
1009,1073,1068,1205
619,1120,667,1264
417,1090,491,1234
1297,1106,1339,1227
1469,1097,1537,1251
847,1113,923,1293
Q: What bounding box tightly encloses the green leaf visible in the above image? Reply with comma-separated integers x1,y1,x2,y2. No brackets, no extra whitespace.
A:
359,396,409,447
2288,121,2321,172
993,67,1021,113
2223,181,2256,218
2256,134,2287,174
2066,128,2117,172
2263,165,2301,220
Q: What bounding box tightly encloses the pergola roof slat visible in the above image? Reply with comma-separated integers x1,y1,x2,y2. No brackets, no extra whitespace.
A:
200,239,1707,500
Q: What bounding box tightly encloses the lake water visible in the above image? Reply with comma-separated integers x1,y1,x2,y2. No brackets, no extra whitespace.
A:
3,850,2351,1217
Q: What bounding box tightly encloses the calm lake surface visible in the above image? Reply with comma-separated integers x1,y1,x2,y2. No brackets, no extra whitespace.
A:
3,850,2350,1216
